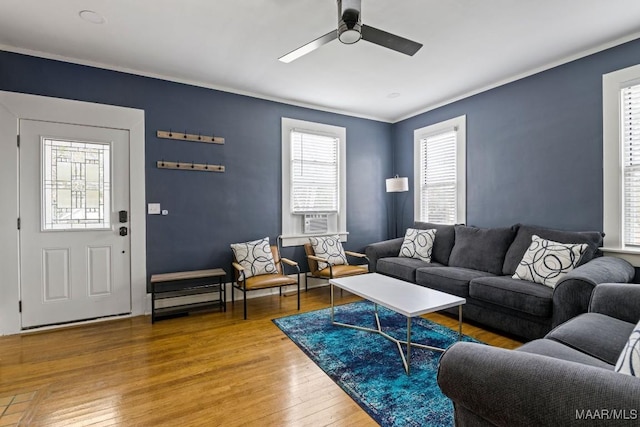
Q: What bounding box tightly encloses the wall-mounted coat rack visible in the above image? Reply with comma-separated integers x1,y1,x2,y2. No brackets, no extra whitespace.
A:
157,130,224,145
156,160,225,173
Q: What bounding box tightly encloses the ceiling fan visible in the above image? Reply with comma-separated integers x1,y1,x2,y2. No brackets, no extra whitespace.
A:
279,0,423,63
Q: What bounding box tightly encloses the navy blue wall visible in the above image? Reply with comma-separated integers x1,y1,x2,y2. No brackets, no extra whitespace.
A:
393,37,640,232
0,51,392,280
5,35,640,280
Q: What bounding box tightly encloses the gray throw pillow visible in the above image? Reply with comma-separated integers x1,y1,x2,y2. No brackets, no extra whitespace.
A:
230,237,277,279
413,222,456,265
399,228,436,262
448,225,517,275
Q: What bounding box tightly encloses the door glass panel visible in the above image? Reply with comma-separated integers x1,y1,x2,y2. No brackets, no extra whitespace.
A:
42,138,111,230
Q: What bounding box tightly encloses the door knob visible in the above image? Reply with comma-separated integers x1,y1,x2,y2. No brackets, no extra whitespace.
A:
119,227,128,236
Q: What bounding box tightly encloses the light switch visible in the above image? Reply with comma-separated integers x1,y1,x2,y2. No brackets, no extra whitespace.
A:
148,203,161,215
161,210,169,215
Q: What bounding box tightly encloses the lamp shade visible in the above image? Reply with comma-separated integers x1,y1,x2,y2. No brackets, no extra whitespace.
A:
386,176,409,192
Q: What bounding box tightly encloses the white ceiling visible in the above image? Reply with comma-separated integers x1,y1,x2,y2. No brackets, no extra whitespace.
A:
1,0,640,122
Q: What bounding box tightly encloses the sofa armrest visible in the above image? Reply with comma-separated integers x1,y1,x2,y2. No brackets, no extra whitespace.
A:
438,342,640,427
364,238,403,272
552,256,635,328
589,283,640,323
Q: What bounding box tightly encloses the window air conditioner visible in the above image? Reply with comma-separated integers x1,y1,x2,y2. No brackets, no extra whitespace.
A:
304,214,329,234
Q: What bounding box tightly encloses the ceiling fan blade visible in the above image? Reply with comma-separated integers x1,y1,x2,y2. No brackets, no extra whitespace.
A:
361,25,422,56
279,30,338,63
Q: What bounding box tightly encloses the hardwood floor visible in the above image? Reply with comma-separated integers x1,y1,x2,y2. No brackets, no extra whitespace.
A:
0,287,522,426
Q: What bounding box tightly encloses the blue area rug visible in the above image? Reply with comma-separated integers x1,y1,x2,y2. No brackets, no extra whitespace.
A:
273,300,481,426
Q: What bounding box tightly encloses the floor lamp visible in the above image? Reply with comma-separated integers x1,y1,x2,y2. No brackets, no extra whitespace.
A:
386,175,409,238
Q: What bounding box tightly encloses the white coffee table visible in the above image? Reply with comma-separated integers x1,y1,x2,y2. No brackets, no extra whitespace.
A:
329,273,466,375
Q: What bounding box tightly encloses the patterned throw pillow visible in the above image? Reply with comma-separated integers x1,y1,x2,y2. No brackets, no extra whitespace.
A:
512,235,587,288
309,235,347,270
230,237,277,279
399,228,437,262
615,320,640,377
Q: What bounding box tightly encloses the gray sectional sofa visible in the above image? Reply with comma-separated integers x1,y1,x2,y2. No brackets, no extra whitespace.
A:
437,283,640,426
365,222,635,340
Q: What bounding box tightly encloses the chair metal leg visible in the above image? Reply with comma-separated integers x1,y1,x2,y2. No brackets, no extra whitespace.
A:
243,289,247,320
297,273,300,310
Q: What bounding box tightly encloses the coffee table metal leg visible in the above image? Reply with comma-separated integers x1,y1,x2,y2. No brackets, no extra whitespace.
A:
330,295,464,375
330,283,334,323
407,317,412,375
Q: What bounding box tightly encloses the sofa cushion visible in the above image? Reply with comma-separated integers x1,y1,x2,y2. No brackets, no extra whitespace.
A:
448,225,516,275
546,313,635,365
469,276,553,317
377,257,443,283
614,319,640,376
516,339,614,370
416,266,495,298
413,222,455,266
399,228,436,262
502,224,604,276
512,235,588,288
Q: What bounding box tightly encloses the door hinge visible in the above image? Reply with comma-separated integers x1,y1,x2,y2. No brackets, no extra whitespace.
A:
19,301,22,313
17,134,20,147
17,218,20,230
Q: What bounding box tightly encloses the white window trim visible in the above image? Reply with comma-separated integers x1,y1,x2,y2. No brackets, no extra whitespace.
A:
603,65,640,251
413,115,466,225
603,64,640,265
281,118,347,247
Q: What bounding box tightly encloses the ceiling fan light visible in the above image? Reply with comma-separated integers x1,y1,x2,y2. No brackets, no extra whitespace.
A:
338,28,361,44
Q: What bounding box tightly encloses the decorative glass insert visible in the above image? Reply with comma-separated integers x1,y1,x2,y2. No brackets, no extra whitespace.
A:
42,138,111,230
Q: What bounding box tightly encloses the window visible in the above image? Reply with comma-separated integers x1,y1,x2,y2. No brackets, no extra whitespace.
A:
281,118,346,246
290,131,338,213
414,116,466,225
622,83,640,246
603,64,640,250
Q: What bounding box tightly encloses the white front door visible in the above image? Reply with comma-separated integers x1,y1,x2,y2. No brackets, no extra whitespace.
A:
19,119,131,328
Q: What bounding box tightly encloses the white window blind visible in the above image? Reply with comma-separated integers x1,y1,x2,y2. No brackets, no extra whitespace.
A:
622,82,640,246
290,130,339,213
419,130,457,224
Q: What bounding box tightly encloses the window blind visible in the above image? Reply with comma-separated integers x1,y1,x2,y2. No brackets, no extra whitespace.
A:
419,130,457,224
623,83,640,246
290,130,339,213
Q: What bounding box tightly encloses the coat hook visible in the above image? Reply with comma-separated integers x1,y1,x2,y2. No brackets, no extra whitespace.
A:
191,161,195,169
198,133,202,141
204,163,209,170
161,159,165,167
184,130,187,138
176,161,180,168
